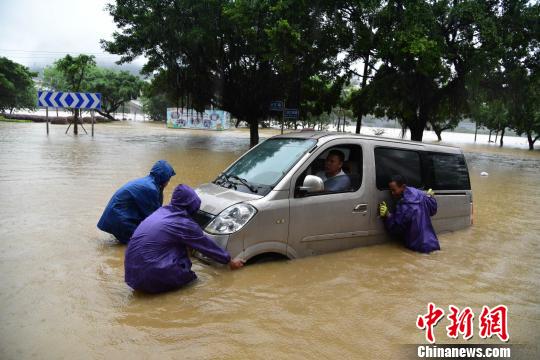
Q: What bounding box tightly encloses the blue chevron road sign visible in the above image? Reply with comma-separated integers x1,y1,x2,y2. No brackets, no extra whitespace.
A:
37,91,101,110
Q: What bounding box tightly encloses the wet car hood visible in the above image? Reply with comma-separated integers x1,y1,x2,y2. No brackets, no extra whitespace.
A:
194,182,262,215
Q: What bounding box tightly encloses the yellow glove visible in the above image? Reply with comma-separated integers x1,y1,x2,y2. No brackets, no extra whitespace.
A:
378,201,389,217
426,188,435,197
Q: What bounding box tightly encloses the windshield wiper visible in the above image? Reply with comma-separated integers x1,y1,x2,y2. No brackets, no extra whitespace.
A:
215,173,236,189
228,174,258,193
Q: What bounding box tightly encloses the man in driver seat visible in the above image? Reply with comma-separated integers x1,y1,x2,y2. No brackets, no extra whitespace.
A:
315,149,351,192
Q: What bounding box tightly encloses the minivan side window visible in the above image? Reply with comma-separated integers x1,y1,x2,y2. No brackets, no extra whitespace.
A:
375,147,422,189
427,153,471,190
295,144,363,197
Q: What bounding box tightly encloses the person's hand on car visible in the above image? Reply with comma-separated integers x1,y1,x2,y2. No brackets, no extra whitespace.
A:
425,188,435,197
378,201,389,218
229,258,245,270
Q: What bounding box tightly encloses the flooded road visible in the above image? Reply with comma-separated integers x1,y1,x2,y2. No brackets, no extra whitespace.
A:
1,122,539,359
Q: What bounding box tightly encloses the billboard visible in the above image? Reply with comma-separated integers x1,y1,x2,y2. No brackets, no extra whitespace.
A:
166,108,231,131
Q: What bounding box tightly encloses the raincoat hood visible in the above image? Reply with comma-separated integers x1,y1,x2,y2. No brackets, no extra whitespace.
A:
400,186,423,204
125,183,231,293
150,160,176,185
171,184,201,215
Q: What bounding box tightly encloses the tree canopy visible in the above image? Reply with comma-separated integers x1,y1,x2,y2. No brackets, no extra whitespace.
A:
42,55,144,120
0,57,37,114
103,0,346,146
102,0,540,148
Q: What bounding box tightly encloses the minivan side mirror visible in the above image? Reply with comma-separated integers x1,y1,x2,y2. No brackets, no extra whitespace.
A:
298,175,324,194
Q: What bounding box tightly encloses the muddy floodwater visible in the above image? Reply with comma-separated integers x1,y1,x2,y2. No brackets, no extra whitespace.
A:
1,122,539,359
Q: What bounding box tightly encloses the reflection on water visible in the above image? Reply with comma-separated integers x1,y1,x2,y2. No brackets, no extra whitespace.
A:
0,122,539,359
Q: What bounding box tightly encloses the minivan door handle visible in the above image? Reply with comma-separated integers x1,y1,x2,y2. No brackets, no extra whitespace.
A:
353,204,368,214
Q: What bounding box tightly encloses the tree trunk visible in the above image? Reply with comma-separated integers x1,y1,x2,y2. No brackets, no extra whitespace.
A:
96,110,116,120
355,115,362,134
355,53,370,135
74,109,79,135
410,111,427,141
410,126,423,141
499,127,505,147
235,118,241,128
249,119,259,148
526,132,539,150
488,130,492,143
433,126,443,141
494,130,498,143
474,121,478,142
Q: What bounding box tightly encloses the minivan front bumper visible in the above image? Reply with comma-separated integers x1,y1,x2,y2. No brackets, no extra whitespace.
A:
206,232,230,250
193,232,231,264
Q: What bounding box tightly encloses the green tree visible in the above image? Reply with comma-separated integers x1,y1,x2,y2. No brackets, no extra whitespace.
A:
512,71,540,150
338,0,381,134
141,93,169,122
0,57,36,114
103,0,346,146
265,1,349,131
54,55,96,92
42,66,69,91
492,0,539,149
141,82,170,122
467,0,539,149
362,0,495,141
49,54,96,134
87,68,144,120
44,57,145,122
102,0,221,112
301,76,345,124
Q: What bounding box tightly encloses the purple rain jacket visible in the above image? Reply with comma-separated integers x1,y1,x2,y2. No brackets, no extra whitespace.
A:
124,184,231,293
384,186,440,253
97,160,176,244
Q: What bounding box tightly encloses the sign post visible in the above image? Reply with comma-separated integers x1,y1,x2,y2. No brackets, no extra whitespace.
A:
270,100,287,134
37,91,101,136
45,107,49,135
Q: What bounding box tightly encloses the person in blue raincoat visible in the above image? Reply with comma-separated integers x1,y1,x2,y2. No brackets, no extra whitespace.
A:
378,175,440,253
97,160,176,244
125,184,244,294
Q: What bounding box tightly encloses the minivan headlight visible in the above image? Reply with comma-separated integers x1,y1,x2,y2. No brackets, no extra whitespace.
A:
205,203,257,234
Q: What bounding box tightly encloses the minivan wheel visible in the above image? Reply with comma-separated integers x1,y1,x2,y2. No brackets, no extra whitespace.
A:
246,252,289,265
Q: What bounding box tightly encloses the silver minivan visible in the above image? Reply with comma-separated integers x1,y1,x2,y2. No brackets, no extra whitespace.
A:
194,131,472,262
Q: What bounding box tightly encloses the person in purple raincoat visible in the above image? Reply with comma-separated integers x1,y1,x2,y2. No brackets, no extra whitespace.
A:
378,175,440,253
125,184,244,293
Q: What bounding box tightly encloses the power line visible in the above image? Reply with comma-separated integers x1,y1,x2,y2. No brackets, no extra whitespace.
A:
0,48,115,55
2,55,120,59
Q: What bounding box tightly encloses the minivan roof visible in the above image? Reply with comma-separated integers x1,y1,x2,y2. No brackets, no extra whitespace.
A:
272,131,463,154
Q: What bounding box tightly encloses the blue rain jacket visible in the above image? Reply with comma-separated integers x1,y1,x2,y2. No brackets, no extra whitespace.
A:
97,160,176,243
124,184,231,293
384,186,440,253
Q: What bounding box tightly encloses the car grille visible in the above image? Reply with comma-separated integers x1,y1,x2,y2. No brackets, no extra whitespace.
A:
193,210,215,228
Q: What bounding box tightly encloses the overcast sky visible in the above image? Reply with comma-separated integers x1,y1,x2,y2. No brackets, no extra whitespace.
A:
0,0,143,70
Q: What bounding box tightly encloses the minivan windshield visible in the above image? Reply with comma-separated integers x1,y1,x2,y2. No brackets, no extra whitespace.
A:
215,138,316,194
